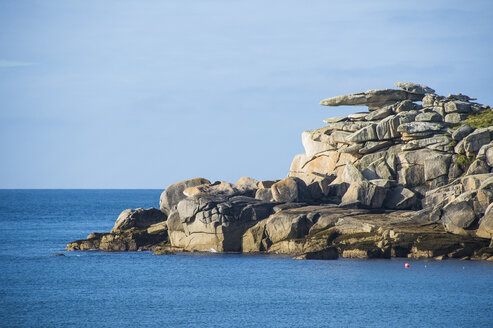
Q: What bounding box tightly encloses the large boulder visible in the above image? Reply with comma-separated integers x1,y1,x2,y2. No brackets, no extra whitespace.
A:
255,188,274,202
171,195,276,252
424,154,451,182
236,177,259,189
442,191,478,234
476,205,493,239
243,206,326,252
340,181,387,209
463,128,491,155
183,181,255,198
271,177,307,202
159,178,210,215
444,101,472,113
452,124,473,141
111,208,167,233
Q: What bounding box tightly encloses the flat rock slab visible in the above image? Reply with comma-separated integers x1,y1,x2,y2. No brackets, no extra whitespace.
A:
320,89,423,108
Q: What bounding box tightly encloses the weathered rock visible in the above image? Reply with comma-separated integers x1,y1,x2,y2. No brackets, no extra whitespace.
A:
463,128,491,155
476,142,492,161
452,124,473,141
359,141,392,154
394,82,435,95
375,115,400,140
323,116,347,123
306,175,337,200
173,195,276,252
147,221,168,234
365,106,393,121
445,113,468,124
383,186,417,210
477,176,493,212
111,208,167,233
255,188,274,202
236,177,259,189
271,177,306,203
486,147,493,167
320,89,422,109
66,229,168,252
477,205,493,239
442,191,478,234
348,112,369,120
397,122,444,137
347,124,377,143
184,181,254,198
422,94,445,107
361,158,393,180
265,212,313,244
466,160,490,175
339,163,366,184
301,130,335,156
327,121,372,132
401,135,451,151
258,180,278,188
395,100,418,113
461,174,491,191
329,131,352,144
397,149,441,188
338,143,363,154
289,153,309,173
444,101,472,114
159,178,211,215
415,112,442,122
424,154,451,181
340,181,387,208
299,152,339,178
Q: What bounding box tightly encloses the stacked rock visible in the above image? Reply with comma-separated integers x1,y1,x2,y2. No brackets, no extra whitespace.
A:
66,82,493,260
289,82,492,212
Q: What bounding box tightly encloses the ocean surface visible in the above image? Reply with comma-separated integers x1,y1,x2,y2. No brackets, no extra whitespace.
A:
1,189,492,328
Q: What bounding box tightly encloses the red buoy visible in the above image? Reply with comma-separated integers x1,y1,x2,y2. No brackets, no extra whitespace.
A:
405,263,410,268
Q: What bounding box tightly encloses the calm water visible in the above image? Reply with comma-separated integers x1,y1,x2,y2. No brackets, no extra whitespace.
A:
1,190,492,328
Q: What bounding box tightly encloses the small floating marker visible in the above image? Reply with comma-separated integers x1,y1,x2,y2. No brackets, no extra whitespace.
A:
405,263,410,268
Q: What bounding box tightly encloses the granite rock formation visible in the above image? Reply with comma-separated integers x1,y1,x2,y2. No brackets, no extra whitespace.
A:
67,82,493,261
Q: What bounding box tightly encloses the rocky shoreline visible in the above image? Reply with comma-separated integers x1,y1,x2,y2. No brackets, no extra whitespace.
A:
67,82,493,261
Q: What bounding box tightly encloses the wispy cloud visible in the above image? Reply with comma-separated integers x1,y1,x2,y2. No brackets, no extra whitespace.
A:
0,59,34,68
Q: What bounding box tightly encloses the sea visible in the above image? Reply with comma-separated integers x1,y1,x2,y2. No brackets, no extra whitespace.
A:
1,189,492,328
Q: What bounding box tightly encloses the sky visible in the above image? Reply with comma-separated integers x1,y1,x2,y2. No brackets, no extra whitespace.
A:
1,0,492,189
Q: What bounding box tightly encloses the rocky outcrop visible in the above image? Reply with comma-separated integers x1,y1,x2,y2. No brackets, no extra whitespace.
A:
67,82,493,261
111,208,166,233
159,178,210,215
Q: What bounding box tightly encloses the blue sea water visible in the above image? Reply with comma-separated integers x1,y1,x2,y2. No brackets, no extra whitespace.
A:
1,190,492,328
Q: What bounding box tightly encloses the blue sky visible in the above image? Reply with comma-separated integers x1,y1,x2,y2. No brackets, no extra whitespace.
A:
1,0,492,188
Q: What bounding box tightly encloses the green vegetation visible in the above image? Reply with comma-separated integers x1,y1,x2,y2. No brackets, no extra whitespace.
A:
454,107,493,129
448,140,457,147
456,154,475,172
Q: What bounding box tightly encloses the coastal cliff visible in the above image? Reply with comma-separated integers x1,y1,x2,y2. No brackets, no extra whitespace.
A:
67,82,493,260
